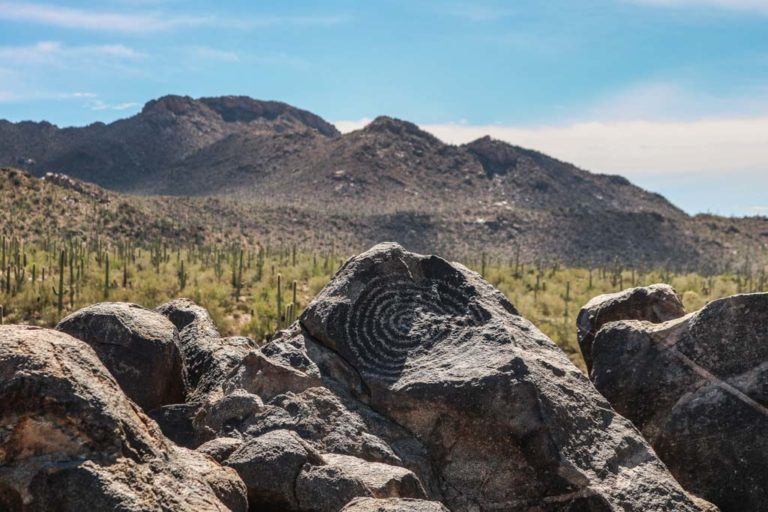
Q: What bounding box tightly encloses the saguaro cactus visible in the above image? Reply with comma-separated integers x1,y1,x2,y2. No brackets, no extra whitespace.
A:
52,249,65,316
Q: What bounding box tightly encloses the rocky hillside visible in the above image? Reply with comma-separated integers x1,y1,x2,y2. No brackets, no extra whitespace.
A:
1,96,766,268
0,244,722,511
0,95,338,190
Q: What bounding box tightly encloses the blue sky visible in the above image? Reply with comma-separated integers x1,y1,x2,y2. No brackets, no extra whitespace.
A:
0,0,766,215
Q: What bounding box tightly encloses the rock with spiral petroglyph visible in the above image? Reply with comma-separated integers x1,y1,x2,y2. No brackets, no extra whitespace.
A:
590,292,768,512
301,242,713,512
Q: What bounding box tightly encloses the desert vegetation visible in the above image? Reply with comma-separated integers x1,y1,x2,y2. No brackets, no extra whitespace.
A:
1,234,765,368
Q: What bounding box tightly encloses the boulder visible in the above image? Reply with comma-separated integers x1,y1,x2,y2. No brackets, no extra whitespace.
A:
0,325,246,511
198,437,244,463
341,498,449,512
223,429,324,510
590,292,768,511
300,243,710,511
576,284,686,372
56,302,186,411
148,402,199,448
156,299,253,403
295,464,371,512
204,325,437,495
318,454,426,499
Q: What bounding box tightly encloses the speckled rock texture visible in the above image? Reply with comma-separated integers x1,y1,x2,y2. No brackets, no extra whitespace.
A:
0,325,246,512
590,292,768,512
576,283,686,372
299,242,710,511
56,302,186,411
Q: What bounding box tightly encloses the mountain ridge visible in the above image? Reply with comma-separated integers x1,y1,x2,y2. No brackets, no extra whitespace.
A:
0,95,765,269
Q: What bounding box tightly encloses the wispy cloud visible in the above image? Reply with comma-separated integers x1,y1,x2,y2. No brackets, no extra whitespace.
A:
191,46,239,62
0,2,349,32
87,99,139,111
445,5,516,21
626,0,768,15
0,41,143,65
0,2,209,32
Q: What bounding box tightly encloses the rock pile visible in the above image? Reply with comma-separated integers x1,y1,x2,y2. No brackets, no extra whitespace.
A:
0,326,246,511
1,243,720,511
583,289,768,512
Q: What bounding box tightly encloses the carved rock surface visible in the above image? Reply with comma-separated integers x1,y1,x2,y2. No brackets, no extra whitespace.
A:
591,292,768,512
300,242,709,511
56,302,186,411
0,325,246,512
576,283,686,372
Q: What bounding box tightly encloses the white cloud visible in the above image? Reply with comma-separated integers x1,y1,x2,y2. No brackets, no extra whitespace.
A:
586,81,768,122
627,0,768,14
335,116,768,178
192,47,239,62
87,100,139,111
0,2,210,32
0,41,143,66
445,5,516,21
0,2,349,32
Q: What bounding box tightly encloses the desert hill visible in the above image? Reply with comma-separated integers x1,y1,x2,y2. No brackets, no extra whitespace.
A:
0,96,766,269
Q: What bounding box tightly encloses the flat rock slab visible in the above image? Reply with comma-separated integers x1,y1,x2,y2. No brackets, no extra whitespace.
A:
57,302,186,411
301,242,710,512
591,292,768,511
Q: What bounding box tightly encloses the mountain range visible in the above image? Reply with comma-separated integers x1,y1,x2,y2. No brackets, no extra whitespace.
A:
1,94,765,269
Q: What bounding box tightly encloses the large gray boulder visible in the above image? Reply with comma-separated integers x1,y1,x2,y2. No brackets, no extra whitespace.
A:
577,284,686,372
0,325,246,512
590,293,768,512
299,243,711,511
56,302,186,411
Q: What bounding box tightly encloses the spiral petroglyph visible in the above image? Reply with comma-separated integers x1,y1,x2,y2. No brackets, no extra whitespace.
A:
343,275,487,379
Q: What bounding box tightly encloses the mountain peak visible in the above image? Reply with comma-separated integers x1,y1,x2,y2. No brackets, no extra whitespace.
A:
140,95,339,137
362,116,439,142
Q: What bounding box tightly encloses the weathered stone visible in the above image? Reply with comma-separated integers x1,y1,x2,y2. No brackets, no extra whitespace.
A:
0,325,246,511
295,464,372,512
210,325,438,497
591,292,768,511
56,302,186,411
341,497,449,512
576,284,686,372
198,437,244,463
294,453,425,512
196,389,264,442
300,242,710,511
223,429,324,510
323,454,426,499
148,402,199,448
156,299,253,404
